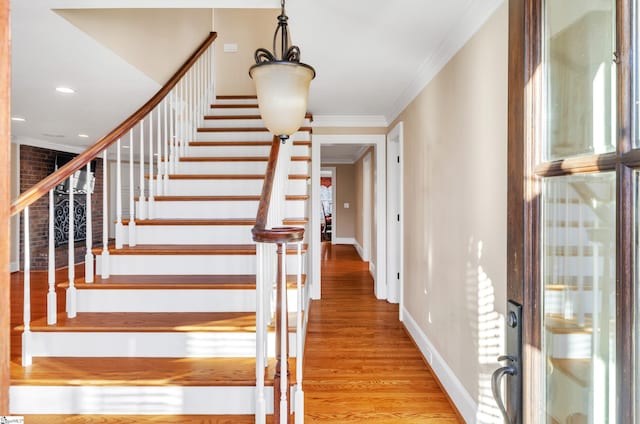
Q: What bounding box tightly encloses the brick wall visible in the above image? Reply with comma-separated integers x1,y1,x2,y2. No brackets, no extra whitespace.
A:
19,145,104,270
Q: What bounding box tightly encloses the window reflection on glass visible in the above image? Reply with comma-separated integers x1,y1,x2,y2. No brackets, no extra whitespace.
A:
541,173,616,423
545,0,616,161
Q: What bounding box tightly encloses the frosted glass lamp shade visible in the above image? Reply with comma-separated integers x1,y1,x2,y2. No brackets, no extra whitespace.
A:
250,62,315,137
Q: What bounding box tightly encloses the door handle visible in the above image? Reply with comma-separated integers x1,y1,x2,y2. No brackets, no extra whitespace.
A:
491,355,517,424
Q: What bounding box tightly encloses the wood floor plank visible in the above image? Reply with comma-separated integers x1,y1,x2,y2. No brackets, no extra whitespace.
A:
303,244,462,423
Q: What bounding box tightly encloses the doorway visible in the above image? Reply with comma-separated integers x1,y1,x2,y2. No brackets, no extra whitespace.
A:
386,122,403,307
320,167,335,243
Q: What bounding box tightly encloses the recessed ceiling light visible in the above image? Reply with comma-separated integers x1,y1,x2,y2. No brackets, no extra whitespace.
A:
11,117,25,122
56,86,76,94
78,134,89,138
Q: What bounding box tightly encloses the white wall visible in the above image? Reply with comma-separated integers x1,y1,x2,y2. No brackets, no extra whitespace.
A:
391,3,508,422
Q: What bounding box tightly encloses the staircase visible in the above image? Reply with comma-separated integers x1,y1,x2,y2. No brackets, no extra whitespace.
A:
10,94,312,421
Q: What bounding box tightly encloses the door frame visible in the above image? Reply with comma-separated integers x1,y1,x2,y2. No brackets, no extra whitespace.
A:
386,122,403,307
361,151,372,262
311,134,386,300
320,166,337,244
508,0,635,422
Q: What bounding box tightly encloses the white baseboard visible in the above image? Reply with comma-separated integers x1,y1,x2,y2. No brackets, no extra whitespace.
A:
353,240,365,261
402,306,477,423
333,237,355,245
369,261,376,280
10,261,19,273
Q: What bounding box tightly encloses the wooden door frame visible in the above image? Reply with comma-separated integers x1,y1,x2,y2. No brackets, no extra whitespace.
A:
1,0,11,413
508,0,635,422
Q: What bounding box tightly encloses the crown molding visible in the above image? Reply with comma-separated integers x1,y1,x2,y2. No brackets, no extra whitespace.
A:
48,0,279,8
385,0,505,122
312,115,388,128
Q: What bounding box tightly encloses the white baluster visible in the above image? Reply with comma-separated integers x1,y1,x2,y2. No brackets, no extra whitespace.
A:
576,199,584,326
170,93,176,175
128,132,137,246
156,105,163,196
255,242,266,424
280,242,288,424
148,114,155,219
47,191,57,325
295,241,304,424
115,138,124,249
22,207,32,366
562,183,571,320
180,81,186,158
84,162,94,283
138,120,147,220
102,151,110,278
164,98,170,193
67,174,77,318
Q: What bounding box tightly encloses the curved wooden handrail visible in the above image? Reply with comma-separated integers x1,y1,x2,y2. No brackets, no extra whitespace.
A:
11,32,218,216
253,135,281,231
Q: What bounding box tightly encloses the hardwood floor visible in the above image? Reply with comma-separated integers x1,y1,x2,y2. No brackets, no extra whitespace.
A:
303,243,461,423
10,245,461,423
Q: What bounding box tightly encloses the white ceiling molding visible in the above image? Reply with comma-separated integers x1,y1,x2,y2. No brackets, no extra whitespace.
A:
12,135,88,155
47,0,279,8
312,115,388,128
385,0,505,122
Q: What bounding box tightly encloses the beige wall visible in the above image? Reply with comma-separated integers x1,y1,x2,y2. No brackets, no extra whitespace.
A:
213,9,279,96
352,147,376,267
56,9,214,85
390,2,507,411
323,164,356,240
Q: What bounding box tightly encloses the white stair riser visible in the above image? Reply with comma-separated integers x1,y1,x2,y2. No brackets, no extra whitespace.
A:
10,386,276,415
288,180,309,195
79,289,249,312
201,118,311,129
544,290,597,315
150,200,307,219
214,98,259,105
548,332,591,359
97,254,306,275
210,107,259,115
194,131,310,142
120,225,255,245
28,332,298,358
168,160,309,175
185,144,309,157
76,288,301,313
164,179,263,196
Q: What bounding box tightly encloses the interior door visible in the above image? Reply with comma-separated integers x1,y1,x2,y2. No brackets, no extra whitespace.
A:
505,0,636,423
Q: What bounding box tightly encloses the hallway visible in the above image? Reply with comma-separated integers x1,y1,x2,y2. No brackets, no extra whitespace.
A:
304,244,461,423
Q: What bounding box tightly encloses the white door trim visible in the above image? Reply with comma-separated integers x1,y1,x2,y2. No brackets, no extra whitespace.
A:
386,122,404,311
311,134,386,300
320,166,337,244
361,152,372,262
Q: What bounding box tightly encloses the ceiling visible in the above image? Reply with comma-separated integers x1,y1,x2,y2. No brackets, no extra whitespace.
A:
10,0,503,152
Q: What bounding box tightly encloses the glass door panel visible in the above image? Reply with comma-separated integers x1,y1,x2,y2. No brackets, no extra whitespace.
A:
541,173,616,423
545,0,616,161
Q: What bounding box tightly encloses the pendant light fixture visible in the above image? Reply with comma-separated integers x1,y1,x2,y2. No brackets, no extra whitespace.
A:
249,0,315,142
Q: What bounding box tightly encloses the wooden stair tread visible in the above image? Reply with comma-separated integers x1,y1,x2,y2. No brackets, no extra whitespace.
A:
210,104,258,109
11,357,293,387
291,156,311,162
546,283,594,291
57,274,306,290
94,244,308,255
27,312,260,332
197,126,312,133
204,113,312,120
180,156,268,162
216,95,257,100
545,314,593,334
166,174,265,180
289,174,310,180
22,414,271,423
148,195,306,201
550,358,591,387
120,218,308,226
189,141,271,147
